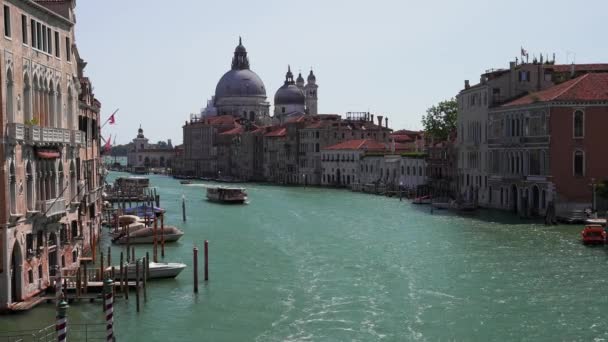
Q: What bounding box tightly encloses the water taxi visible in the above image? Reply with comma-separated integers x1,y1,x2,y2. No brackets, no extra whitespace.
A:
206,187,247,204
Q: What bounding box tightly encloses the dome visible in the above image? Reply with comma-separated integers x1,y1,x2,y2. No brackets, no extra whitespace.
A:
307,69,316,83
215,69,267,99
274,84,305,105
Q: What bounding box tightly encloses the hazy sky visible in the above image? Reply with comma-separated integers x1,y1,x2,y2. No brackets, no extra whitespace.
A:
75,0,608,145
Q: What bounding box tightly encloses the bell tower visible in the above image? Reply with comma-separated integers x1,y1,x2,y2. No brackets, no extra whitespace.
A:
304,69,318,115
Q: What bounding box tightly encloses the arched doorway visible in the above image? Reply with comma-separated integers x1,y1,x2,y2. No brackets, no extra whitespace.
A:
511,185,518,213
10,242,23,302
532,186,540,216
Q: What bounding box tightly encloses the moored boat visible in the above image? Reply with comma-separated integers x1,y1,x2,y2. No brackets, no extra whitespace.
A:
114,226,184,244
107,261,186,280
581,225,606,245
412,195,431,205
180,180,193,185
206,187,247,204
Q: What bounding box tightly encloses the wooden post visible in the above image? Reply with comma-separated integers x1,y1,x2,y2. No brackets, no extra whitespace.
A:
83,262,88,295
146,251,151,279
161,214,165,258
107,246,112,268
119,252,124,294
76,267,81,299
143,258,147,302
182,195,186,222
153,217,158,263
204,240,209,281
99,252,104,281
193,247,198,293
135,259,140,313
132,247,135,263
123,262,128,301
126,224,131,263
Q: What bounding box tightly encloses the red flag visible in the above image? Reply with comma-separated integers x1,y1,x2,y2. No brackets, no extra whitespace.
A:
108,113,116,125
103,134,112,154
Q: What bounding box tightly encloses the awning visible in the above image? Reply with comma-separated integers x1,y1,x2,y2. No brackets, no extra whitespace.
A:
37,150,60,159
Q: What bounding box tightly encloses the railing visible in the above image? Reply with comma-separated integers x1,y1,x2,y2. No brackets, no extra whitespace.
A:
0,322,106,341
41,127,69,143
72,131,84,145
24,125,41,143
36,198,66,217
7,123,25,141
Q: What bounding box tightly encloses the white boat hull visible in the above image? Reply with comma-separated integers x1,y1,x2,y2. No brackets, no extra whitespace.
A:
108,262,186,280
116,233,183,245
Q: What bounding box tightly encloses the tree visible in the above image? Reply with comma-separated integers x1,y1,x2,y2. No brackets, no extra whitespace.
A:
421,98,457,141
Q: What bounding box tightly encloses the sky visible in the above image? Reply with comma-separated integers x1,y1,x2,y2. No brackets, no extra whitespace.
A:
74,0,608,145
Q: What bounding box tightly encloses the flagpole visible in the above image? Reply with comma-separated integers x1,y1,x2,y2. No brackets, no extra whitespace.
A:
101,108,119,129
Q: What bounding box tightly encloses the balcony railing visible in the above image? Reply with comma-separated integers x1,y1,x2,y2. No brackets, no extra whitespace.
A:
36,198,66,217
7,123,25,141
25,125,41,142
72,131,84,145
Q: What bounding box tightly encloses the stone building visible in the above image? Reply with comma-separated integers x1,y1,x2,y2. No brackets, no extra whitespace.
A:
426,134,457,198
487,73,608,216
127,126,175,169
456,57,608,207
0,0,102,310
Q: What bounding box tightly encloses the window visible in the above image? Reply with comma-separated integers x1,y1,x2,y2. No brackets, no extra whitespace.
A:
30,19,35,46
3,5,10,38
573,110,584,138
54,31,60,57
574,150,584,176
519,70,530,82
21,15,26,44
41,24,47,52
47,27,52,54
36,22,41,49
65,36,71,61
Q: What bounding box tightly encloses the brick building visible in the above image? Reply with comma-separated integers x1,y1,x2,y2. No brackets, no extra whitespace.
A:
0,0,102,310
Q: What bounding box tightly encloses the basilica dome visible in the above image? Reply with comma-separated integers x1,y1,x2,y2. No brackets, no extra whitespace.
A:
274,66,305,105
214,37,267,101
215,69,266,99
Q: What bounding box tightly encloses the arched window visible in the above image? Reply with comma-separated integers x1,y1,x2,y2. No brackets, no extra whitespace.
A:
26,161,34,211
9,161,16,214
574,150,584,176
24,73,32,122
48,80,56,127
67,86,74,130
69,160,76,202
573,110,584,138
57,162,64,198
6,68,14,122
249,111,255,121
56,85,62,128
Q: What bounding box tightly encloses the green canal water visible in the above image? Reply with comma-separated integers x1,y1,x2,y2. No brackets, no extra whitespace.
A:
2,172,608,341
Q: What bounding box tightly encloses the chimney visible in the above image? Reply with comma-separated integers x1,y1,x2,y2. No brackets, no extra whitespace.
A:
371,114,374,123
385,117,388,128
377,115,383,127
570,63,575,77
464,80,470,89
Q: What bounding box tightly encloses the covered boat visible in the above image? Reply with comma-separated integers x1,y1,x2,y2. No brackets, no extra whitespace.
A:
581,225,606,245
115,226,184,244
206,187,247,204
123,205,165,219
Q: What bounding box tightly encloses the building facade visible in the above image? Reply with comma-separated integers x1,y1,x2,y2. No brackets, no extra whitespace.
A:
0,0,102,310
127,126,175,169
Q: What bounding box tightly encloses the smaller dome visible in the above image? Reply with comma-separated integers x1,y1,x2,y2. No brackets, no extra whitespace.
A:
296,72,305,85
307,70,316,82
275,84,305,105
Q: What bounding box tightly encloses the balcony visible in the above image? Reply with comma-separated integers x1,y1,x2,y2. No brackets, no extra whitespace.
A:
24,125,41,143
7,123,25,141
41,127,72,144
36,198,66,218
72,131,84,145
88,188,99,204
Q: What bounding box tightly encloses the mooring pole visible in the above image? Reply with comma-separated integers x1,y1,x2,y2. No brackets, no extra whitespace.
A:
204,240,209,282
153,217,158,263
56,300,69,342
119,252,124,294
182,195,186,222
135,259,140,313
104,278,114,341
193,247,199,293
161,214,165,258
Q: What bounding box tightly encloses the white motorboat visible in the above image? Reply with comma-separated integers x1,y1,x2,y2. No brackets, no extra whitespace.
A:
114,226,184,244
108,261,186,280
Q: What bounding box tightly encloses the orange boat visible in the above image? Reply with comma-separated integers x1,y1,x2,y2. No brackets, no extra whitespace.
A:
581,225,606,245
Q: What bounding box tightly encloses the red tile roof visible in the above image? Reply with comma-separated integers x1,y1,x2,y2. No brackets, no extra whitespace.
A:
503,73,608,107
219,125,244,135
390,134,414,143
265,127,287,137
323,139,409,151
551,64,608,73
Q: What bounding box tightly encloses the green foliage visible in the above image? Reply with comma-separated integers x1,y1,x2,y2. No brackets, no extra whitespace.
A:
24,118,39,125
421,98,457,141
597,180,608,199
110,143,133,156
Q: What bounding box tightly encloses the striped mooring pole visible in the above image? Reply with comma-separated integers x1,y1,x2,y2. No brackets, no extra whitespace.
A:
56,300,68,342
104,278,115,341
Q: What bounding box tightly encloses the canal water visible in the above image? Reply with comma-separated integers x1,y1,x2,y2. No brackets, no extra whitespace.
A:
2,172,607,341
